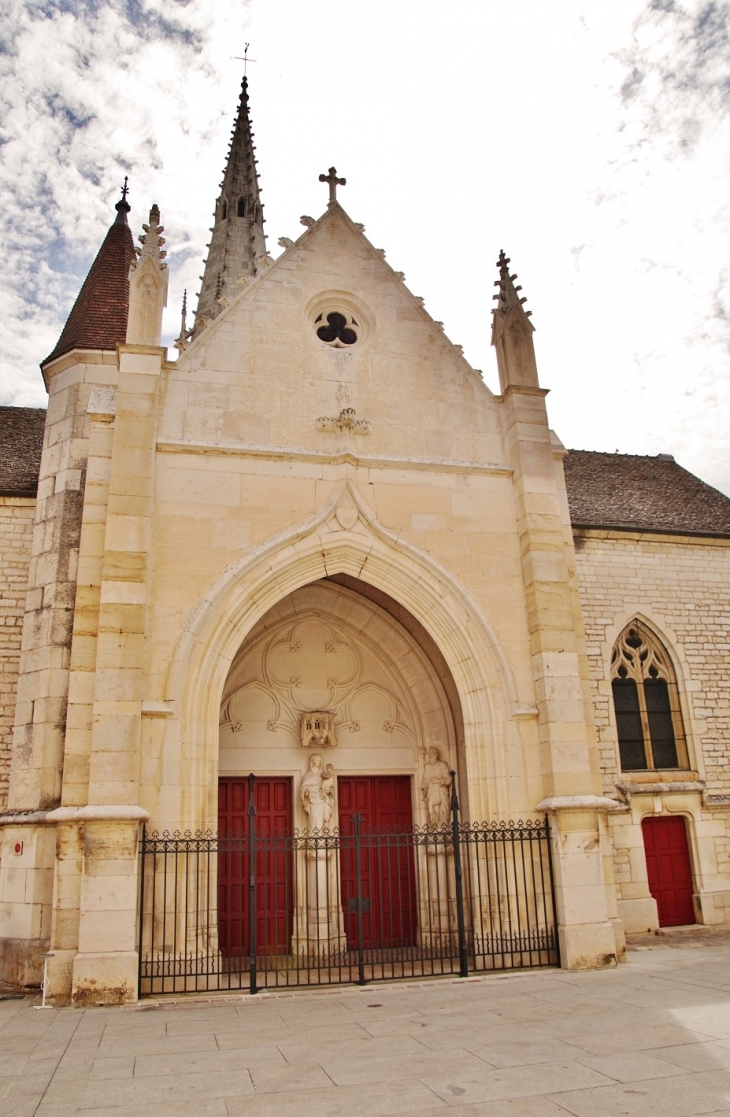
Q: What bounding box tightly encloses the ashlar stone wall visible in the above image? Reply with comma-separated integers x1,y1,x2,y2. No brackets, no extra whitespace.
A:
0,497,35,809
574,528,730,926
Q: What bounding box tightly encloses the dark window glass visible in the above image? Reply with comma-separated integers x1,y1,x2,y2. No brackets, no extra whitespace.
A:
644,679,679,768
316,312,357,345
612,679,646,770
237,197,245,217
221,202,227,220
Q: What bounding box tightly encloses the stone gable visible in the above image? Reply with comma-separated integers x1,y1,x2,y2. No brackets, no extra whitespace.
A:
170,204,501,466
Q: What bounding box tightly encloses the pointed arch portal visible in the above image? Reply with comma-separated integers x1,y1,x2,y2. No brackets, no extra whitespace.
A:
219,577,460,821
139,491,560,993
217,576,461,957
167,482,519,830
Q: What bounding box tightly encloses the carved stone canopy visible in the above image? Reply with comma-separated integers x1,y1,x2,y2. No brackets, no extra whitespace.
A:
301,711,337,749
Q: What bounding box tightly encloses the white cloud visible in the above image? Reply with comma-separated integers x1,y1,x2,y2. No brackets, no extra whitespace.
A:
0,0,249,397
1,0,729,495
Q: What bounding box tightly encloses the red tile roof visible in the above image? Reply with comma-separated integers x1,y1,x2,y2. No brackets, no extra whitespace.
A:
564,450,730,537
2,408,729,539
42,216,135,367
0,406,46,495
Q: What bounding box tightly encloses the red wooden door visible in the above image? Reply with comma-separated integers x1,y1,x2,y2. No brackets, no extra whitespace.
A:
338,776,416,950
642,816,695,927
218,777,293,956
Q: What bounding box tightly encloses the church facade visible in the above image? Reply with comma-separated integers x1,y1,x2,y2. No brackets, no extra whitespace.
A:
1,79,729,1004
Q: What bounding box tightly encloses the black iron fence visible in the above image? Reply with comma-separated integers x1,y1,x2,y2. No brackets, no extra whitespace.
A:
138,793,558,996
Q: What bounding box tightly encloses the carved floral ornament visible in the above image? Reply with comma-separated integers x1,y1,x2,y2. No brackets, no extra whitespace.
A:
316,407,371,434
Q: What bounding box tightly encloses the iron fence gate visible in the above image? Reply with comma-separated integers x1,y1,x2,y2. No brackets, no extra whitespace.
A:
138,791,559,995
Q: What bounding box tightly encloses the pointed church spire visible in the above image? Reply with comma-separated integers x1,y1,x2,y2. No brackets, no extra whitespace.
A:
490,250,539,393
195,76,266,326
42,182,136,369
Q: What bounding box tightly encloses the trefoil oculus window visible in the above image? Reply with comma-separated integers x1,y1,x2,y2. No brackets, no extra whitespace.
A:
315,310,359,347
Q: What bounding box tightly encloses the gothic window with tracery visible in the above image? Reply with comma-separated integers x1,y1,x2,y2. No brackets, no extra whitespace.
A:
610,620,688,772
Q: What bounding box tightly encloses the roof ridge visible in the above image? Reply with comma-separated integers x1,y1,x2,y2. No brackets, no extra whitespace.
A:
563,447,730,535
567,448,674,460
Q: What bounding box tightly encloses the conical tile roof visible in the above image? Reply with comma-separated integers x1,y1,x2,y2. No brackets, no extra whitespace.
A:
42,193,136,368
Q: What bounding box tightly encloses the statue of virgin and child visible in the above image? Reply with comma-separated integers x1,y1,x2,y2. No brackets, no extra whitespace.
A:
301,752,335,831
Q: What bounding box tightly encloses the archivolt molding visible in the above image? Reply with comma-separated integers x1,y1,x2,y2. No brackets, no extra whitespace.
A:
167,480,517,820
168,480,517,714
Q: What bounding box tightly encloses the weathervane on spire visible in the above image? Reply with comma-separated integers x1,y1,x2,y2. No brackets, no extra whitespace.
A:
319,167,346,206
234,44,257,77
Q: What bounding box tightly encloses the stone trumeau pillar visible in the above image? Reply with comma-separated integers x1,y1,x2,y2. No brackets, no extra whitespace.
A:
492,252,625,968
0,188,136,988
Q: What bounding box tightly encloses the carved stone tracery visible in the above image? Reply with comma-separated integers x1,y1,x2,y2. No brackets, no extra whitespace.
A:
219,581,458,827
611,622,673,686
220,607,409,742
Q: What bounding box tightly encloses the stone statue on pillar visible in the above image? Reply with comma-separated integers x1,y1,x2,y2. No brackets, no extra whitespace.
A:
421,746,451,827
301,754,335,832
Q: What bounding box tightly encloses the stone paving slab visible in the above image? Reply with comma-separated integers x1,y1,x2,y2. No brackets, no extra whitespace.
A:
0,936,729,1115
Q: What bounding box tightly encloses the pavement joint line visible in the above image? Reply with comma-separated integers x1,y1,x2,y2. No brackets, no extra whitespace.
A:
127,967,565,1010
30,1001,86,1114
5,940,730,1117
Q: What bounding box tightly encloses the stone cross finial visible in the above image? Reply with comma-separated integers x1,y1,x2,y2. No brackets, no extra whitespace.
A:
319,166,346,205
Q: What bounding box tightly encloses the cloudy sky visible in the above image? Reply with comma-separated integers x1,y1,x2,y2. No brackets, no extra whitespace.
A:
2,0,730,494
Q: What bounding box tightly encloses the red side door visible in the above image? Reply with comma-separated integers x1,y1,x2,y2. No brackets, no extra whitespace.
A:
218,777,292,956
338,776,416,949
642,815,695,927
